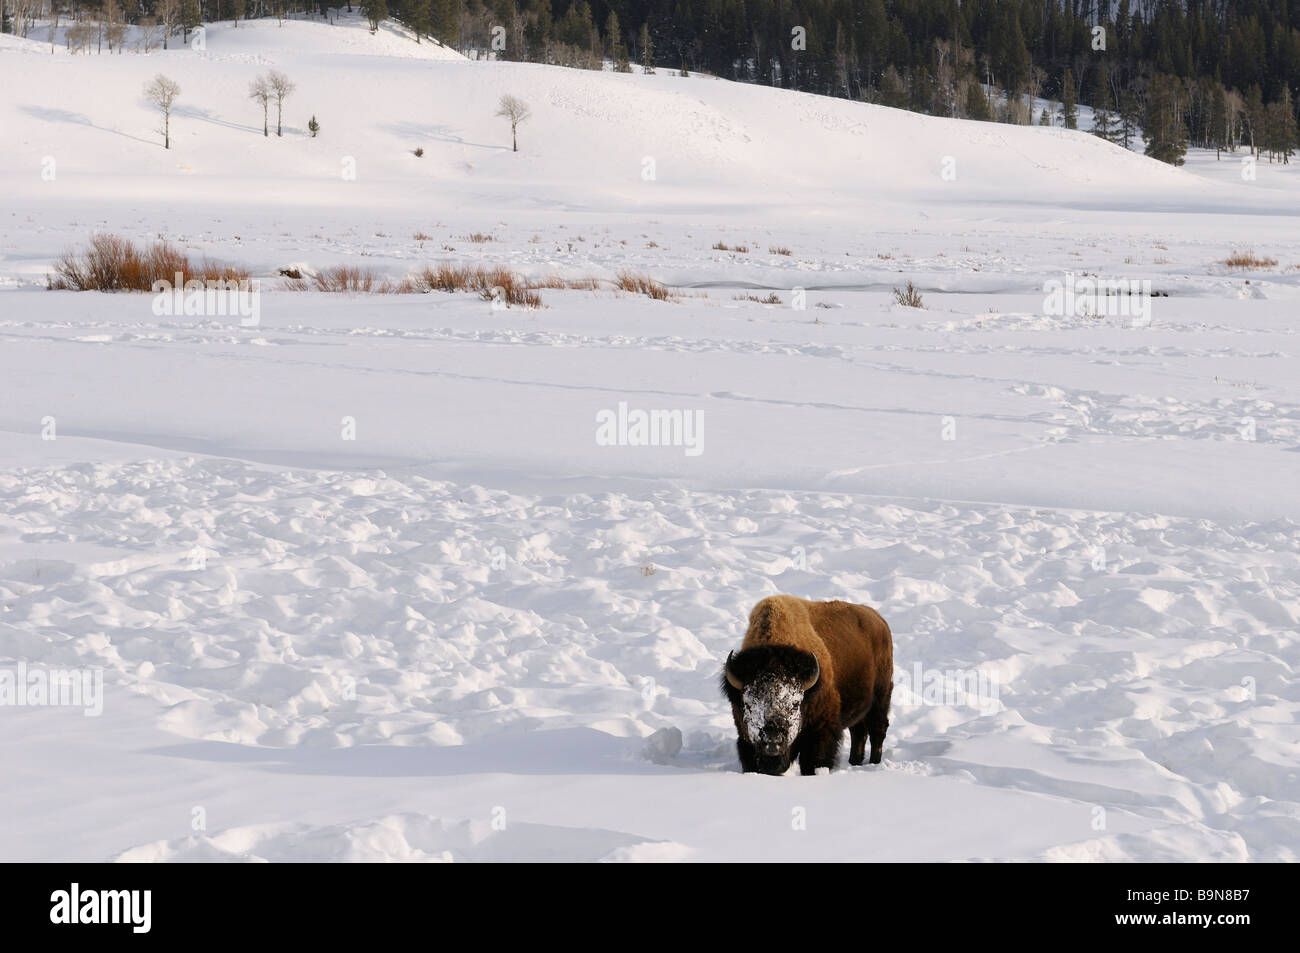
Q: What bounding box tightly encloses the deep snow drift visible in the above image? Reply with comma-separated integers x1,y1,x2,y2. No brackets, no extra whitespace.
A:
1,16,1298,862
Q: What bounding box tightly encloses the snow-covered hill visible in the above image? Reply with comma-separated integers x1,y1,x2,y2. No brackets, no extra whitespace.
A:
5,16,1299,274
1,16,1297,863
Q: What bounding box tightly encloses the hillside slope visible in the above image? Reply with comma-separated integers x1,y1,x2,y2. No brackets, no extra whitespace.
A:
2,16,1287,222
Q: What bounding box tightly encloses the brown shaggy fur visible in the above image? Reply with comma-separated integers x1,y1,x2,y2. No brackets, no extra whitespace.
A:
725,594,893,774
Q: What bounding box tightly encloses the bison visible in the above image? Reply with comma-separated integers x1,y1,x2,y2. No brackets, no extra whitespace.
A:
721,595,893,776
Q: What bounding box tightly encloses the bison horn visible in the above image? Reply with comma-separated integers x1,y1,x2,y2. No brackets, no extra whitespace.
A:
801,656,820,691
724,651,744,691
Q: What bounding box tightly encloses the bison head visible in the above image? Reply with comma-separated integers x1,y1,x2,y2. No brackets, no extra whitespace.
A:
722,646,820,775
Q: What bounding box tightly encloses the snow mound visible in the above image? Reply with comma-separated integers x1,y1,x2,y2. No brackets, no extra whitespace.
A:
4,456,1297,860
115,811,683,862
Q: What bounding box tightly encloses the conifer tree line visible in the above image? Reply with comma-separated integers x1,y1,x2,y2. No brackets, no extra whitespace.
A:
5,0,1297,164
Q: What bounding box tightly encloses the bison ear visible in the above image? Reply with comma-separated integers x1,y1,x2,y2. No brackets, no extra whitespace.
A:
724,651,744,691
799,654,820,692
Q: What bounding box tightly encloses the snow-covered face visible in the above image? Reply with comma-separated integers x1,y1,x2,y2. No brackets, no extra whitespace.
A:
742,676,804,774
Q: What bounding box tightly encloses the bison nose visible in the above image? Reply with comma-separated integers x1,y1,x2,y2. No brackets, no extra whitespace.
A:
760,742,781,757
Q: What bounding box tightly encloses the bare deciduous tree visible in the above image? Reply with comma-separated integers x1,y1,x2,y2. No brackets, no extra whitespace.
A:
100,0,127,54
1024,66,1047,125
932,39,954,118
67,22,94,53
495,94,531,153
266,70,295,137
157,0,180,49
143,74,181,149
48,0,61,54
1224,89,1245,153
11,0,38,38
138,17,163,53
249,75,271,137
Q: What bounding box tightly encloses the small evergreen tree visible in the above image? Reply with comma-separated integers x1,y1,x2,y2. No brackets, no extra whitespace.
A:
1119,88,1141,149
1092,106,1117,142
180,0,200,43
364,0,387,32
1265,89,1297,163
995,8,1029,100
1144,74,1189,165
432,0,459,47
1210,83,1227,159
879,66,907,110
408,0,430,43
965,81,991,121
607,11,630,71
308,115,320,138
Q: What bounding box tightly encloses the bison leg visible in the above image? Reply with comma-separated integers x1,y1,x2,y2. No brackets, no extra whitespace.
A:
848,720,868,766
797,724,841,776
866,682,892,765
736,738,758,773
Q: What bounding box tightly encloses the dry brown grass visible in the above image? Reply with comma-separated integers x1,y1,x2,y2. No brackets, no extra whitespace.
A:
410,262,541,307
614,271,671,300
735,292,783,304
1221,250,1278,269
893,281,924,308
413,231,434,241
311,265,396,293
410,262,480,292
768,245,793,256
464,233,496,243
712,241,750,253
528,275,601,291
48,233,249,291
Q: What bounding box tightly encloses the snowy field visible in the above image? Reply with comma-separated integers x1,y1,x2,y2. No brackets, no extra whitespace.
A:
1,17,1298,862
